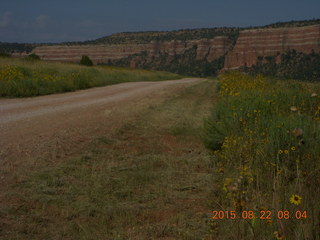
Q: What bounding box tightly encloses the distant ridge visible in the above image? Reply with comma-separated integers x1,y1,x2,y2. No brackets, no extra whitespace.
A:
1,18,319,51
1,19,320,80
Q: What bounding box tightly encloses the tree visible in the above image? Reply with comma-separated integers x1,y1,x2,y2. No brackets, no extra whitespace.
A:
0,52,11,57
26,53,40,60
80,55,93,66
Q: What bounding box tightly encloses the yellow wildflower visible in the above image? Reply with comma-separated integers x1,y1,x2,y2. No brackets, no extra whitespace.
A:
290,194,302,206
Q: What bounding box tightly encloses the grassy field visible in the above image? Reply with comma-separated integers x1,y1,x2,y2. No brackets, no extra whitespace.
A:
205,72,320,239
0,57,182,97
1,80,219,239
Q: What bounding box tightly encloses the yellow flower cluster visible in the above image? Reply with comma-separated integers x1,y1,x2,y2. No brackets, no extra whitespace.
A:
278,146,296,155
221,136,242,149
239,166,254,183
0,65,24,81
31,69,64,82
218,71,267,96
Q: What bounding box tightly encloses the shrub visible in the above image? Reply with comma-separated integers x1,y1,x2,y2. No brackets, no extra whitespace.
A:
0,52,11,58
244,50,320,82
26,53,40,60
80,55,93,66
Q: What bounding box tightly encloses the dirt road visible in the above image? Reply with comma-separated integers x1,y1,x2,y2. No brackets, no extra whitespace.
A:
0,78,203,169
1,78,217,239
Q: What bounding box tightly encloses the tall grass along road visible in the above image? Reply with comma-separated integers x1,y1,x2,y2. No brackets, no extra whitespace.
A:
0,57,182,97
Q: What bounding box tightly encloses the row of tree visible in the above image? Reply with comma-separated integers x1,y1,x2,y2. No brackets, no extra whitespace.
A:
66,28,240,46
242,50,320,82
0,42,35,54
103,45,224,77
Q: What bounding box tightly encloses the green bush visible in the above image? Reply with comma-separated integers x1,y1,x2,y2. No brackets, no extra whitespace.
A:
0,52,11,58
26,53,40,60
80,55,93,66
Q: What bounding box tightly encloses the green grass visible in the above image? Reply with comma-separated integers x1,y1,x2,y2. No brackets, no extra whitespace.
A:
1,80,218,239
205,72,320,239
0,57,183,97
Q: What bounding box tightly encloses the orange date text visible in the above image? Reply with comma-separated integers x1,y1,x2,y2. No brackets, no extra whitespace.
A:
211,210,307,220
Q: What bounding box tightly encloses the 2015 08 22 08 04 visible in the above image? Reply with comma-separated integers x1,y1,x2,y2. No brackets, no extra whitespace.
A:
211,210,307,220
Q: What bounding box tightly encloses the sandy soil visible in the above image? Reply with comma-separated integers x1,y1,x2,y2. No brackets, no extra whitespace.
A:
0,78,203,174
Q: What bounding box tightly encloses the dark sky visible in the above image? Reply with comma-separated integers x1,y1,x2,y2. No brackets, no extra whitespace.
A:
1,0,320,43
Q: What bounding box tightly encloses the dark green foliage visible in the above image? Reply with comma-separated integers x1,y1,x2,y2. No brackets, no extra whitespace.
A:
244,50,320,81
106,46,225,77
70,28,240,45
203,117,225,150
80,55,93,66
0,52,11,57
0,42,35,54
25,53,40,60
262,18,320,28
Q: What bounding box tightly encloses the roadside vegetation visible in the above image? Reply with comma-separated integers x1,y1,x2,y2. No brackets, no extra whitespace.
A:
204,72,320,239
0,57,182,97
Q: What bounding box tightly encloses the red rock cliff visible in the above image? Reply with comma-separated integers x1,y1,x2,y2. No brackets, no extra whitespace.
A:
33,36,232,65
224,25,320,69
32,25,320,71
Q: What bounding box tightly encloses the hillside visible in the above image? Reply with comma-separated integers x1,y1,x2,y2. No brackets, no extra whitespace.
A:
63,18,320,45
1,18,320,79
81,27,240,45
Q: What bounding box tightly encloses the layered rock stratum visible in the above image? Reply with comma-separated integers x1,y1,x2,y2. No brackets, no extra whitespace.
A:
31,24,320,71
32,37,232,65
224,24,320,69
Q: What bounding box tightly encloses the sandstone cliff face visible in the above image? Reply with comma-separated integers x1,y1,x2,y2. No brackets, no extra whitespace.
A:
193,37,233,61
32,37,232,65
33,44,147,64
224,25,320,69
32,24,320,72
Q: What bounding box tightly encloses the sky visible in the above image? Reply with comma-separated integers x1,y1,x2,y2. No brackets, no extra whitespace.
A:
0,0,320,43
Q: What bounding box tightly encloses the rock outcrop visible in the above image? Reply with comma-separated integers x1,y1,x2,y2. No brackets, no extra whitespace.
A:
32,24,320,73
33,37,232,65
224,25,320,69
